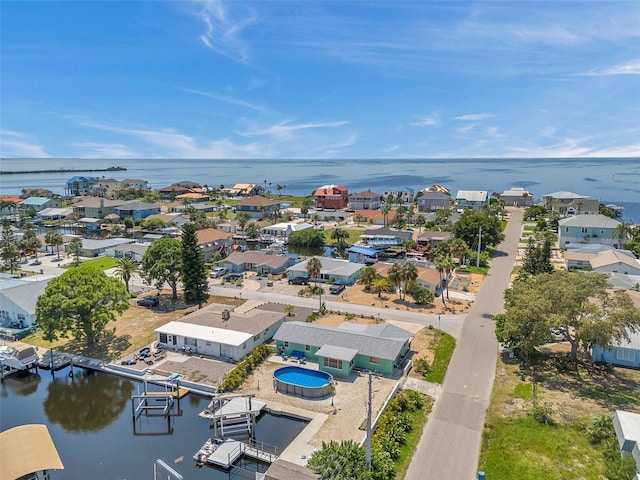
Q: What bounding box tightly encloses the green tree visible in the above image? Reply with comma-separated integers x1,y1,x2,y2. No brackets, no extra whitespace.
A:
433,256,448,308
412,287,435,305
448,238,469,265
114,256,137,293
288,229,325,247
66,237,82,265
306,256,322,284
415,214,426,233
387,263,403,299
400,262,418,300
498,271,640,362
140,237,182,300
611,220,634,247
1,219,19,273
181,223,210,307
21,221,42,262
123,217,134,234
452,210,503,251
36,266,130,345
372,277,390,298
359,266,378,290
44,231,56,255
235,213,250,231
244,221,259,239
50,232,64,260
300,197,313,218
330,228,349,247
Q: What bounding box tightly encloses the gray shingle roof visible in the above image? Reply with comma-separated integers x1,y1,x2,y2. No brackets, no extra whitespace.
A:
1,280,50,315
558,214,621,228
274,321,413,361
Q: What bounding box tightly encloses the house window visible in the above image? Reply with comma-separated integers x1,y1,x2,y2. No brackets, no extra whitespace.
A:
284,341,289,348
323,357,343,369
206,341,211,346
305,345,311,352
565,227,569,233
369,356,379,364
159,333,168,343
581,227,588,234
254,335,260,341
242,342,247,349
615,348,635,362
17,314,26,321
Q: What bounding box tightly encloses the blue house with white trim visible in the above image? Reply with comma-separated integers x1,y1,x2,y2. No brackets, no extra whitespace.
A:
593,330,640,369
347,246,379,264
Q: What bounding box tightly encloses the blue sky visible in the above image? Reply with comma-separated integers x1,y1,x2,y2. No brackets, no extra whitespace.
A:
1,1,639,159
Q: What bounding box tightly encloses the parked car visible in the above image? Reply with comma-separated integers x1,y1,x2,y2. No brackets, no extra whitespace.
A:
210,267,228,278
550,327,566,341
329,282,346,294
288,277,309,285
137,296,160,307
225,272,243,281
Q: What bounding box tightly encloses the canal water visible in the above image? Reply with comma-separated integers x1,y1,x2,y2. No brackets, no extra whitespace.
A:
1,367,308,480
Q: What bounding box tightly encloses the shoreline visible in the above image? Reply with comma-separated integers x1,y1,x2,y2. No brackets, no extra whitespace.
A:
0,166,126,175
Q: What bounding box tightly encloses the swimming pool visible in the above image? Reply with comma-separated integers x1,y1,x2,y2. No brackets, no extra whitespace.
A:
273,366,333,398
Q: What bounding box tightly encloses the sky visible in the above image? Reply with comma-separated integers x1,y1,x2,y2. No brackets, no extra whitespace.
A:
1,1,640,160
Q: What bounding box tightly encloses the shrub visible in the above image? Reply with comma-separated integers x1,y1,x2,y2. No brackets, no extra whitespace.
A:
414,357,431,378
530,400,555,425
585,415,615,445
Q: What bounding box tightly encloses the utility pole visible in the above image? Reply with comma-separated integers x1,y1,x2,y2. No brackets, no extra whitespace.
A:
365,372,373,470
476,225,482,268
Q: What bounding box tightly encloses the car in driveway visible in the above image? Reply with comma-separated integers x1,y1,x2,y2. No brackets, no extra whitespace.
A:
288,277,309,285
329,282,346,294
137,296,160,307
210,267,228,278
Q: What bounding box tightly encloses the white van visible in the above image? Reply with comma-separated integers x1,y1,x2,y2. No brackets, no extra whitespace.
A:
210,267,228,278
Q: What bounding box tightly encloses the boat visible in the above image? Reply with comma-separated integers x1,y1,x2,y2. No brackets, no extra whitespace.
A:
0,341,39,377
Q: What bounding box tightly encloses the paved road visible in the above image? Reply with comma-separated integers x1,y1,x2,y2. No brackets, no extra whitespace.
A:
405,208,523,480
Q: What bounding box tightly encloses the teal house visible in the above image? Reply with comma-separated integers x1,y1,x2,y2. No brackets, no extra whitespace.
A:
273,321,413,377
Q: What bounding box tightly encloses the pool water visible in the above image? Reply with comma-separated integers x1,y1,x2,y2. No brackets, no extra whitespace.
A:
273,366,333,398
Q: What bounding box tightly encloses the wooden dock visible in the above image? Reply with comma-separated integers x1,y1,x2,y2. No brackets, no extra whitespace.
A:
193,438,278,469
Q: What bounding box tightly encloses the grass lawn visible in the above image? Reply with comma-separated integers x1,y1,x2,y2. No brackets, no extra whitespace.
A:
323,228,363,245
424,330,456,383
65,256,119,270
466,265,489,275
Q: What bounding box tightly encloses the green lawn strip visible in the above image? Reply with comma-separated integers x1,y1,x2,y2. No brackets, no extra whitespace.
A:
65,257,119,270
466,266,489,275
323,228,363,245
393,396,433,479
479,416,606,480
424,331,456,383
513,383,533,399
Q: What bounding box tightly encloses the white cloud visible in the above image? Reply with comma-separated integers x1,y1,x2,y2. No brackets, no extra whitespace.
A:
453,113,496,121
581,59,640,76
180,88,267,113
0,130,49,158
192,0,257,63
412,113,441,127
241,120,348,140
70,142,138,159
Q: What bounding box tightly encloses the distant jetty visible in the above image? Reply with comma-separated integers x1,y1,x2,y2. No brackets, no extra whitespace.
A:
0,166,127,175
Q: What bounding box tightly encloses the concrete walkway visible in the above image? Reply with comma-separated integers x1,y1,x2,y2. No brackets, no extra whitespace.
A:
405,208,523,480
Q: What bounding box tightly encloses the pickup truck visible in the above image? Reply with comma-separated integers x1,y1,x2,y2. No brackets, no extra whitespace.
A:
329,282,346,294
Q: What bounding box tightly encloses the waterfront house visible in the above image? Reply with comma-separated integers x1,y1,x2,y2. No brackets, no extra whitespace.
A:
313,185,349,210
18,196,61,214
286,257,364,285
21,188,54,198
593,330,640,369
347,190,382,211
611,410,640,477
359,227,413,249
155,306,285,361
90,178,122,198
347,245,379,264
558,214,623,248
65,176,98,196
190,228,233,262
115,201,160,221
225,183,260,196
72,197,127,219
157,183,197,199
382,188,414,205
235,195,281,219
176,192,210,203
260,221,314,241
121,178,149,190
455,190,489,211
417,191,451,212
273,321,413,377
37,207,73,221
352,209,397,226
499,187,533,207
218,251,295,276
416,230,453,248
0,276,51,328
542,191,599,216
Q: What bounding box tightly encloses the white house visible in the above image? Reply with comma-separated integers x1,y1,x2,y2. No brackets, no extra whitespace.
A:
260,222,313,240
382,188,414,205
612,410,640,478
590,250,640,275
542,191,599,216
499,187,533,207
455,190,489,211
154,305,285,362
0,276,51,328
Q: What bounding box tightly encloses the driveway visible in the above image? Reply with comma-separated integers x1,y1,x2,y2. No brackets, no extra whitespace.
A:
405,208,523,480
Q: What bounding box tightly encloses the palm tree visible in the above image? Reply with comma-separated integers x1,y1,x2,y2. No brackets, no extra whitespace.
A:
51,233,64,259
442,256,456,301
277,184,283,197
306,257,322,285
371,277,390,298
401,262,418,300
114,256,137,292
448,238,469,265
44,231,56,255
330,228,349,247
66,237,82,265
415,215,426,233
433,255,448,307
382,205,391,227
359,266,378,290
387,263,403,299
236,213,250,231
611,221,634,247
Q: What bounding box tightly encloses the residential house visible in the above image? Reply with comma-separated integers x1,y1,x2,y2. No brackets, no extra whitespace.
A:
286,257,364,285
108,243,149,262
72,197,127,219
421,184,451,195
0,276,51,328
417,191,451,212
121,178,149,190
176,192,210,203
313,185,349,210
18,197,61,214
352,209,398,226
191,228,234,262
374,262,443,295
416,231,453,249
226,183,260,196
590,250,640,275
37,207,73,221
260,222,313,241
382,188,414,205
219,251,295,276
347,246,379,264
143,213,189,228
174,202,216,214
157,183,196,200
611,410,640,478
65,176,98,196
21,188,54,198
455,190,489,211
115,201,161,221
273,321,413,377
359,227,413,250
347,190,382,211
90,178,122,198
593,330,640,369
542,191,599,216
499,187,533,207
155,306,285,361
235,196,281,219
558,214,623,248
0,196,23,215
75,238,135,257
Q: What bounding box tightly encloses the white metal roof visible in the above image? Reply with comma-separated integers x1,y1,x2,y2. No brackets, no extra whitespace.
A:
155,321,252,347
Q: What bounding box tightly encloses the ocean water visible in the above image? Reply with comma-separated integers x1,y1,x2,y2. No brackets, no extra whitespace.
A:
1,157,639,221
